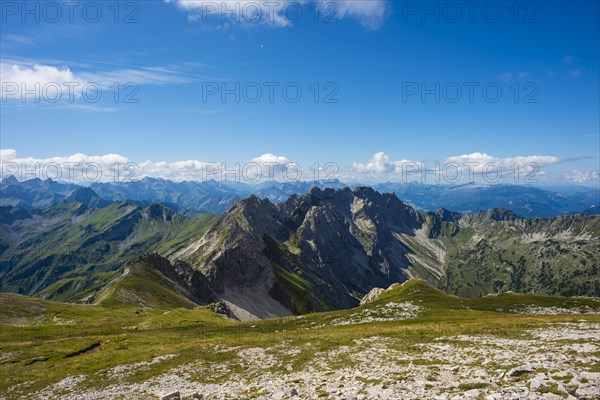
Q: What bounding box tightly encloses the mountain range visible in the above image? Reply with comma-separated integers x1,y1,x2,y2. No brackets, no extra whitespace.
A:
1,185,598,320
1,176,598,217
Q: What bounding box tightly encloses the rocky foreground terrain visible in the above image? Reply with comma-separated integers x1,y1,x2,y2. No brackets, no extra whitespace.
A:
25,320,600,400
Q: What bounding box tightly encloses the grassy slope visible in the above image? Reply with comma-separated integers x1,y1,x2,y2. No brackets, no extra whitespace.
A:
1,280,599,398
0,204,218,302
93,260,199,310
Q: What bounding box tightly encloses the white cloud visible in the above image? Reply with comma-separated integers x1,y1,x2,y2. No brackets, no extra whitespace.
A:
564,170,599,184
0,150,298,184
334,0,388,29
352,152,413,174
3,150,589,187
443,152,561,172
0,149,18,161
2,64,84,87
0,149,131,183
166,0,388,28
0,64,87,102
250,153,290,165
350,152,565,184
0,60,206,109
248,153,294,180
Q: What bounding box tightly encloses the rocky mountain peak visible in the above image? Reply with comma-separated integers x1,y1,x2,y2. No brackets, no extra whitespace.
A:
65,187,109,208
435,208,462,222
467,208,521,223
1,175,18,185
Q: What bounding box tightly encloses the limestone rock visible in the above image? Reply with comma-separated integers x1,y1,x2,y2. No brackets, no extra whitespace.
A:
360,288,385,306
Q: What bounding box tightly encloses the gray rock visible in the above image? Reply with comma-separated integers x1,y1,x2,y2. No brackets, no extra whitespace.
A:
360,288,385,306
207,301,232,317
580,372,600,381
575,384,600,399
508,365,534,377
161,392,181,400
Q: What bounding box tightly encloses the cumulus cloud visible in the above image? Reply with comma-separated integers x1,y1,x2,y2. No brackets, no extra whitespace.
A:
0,149,132,183
443,152,561,172
166,0,388,28
0,148,18,161
248,153,296,180
250,153,290,165
0,149,298,184
352,152,413,174
2,150,589,186
351,151,566,184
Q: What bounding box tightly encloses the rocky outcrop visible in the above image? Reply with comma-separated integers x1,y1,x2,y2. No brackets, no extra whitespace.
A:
359,283,403,306
206,301,232,318
360,288,385,306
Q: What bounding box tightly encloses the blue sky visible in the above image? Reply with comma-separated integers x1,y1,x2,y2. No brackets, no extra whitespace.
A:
0,0,598,185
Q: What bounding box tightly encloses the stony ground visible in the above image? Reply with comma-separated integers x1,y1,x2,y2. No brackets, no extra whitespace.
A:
26,321,600,400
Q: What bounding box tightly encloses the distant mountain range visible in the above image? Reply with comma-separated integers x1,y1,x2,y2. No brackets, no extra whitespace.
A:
373,182,600,218
1,176,598,217
1,186,598,320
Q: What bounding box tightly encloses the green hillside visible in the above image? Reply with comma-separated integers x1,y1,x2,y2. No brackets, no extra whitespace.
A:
0,202,217,302
93,261,200,309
